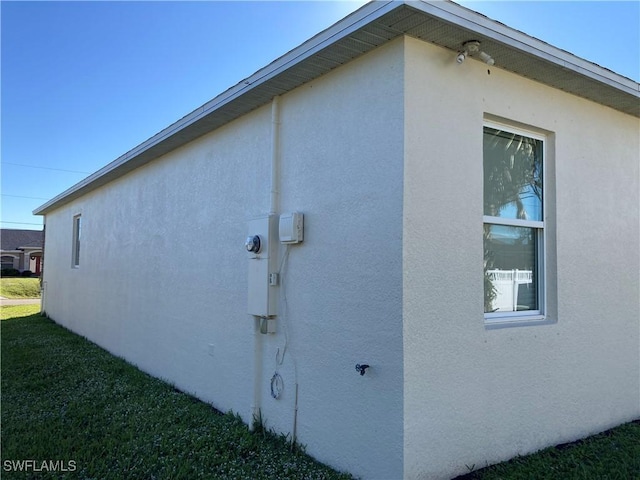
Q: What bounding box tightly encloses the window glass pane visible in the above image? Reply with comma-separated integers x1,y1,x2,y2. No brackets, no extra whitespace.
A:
73,216,81,266
483,127,543,221
484,224,538,313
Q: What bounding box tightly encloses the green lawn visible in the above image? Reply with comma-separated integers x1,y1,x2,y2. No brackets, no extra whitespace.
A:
0,277,41,298
1,305,352,480
455,421,640,479
2,305,639,479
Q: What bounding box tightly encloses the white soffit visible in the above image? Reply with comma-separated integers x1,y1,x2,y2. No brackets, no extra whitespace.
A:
34,0,639,215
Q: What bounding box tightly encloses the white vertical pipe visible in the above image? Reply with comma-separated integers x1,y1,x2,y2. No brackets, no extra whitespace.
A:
251,316,263,428
270,96,281,215
252,96,282,427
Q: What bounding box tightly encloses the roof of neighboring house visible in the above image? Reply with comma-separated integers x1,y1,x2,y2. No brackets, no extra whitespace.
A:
1,229,44,251
34,0,640,216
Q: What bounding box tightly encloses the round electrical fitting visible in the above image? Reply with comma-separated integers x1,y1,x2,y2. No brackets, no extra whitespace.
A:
245,235,261,253
270,372,284,399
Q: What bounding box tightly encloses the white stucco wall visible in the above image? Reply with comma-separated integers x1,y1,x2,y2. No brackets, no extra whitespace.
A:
42,104,273,420
402,36,639,479
40,32,639,480
255,38,406,480
41,39,405,480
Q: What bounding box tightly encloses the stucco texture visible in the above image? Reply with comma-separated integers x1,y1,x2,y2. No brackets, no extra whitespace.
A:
42,39,405,480
40,35,639,480
402,36,639,479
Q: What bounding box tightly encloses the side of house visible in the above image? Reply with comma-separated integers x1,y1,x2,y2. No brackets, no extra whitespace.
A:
39,38,406,480
34,2,640,479
402,36,640,479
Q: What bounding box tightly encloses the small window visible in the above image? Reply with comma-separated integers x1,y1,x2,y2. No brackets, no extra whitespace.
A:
72,215,81,267
1,256,16,270
483,123,545,323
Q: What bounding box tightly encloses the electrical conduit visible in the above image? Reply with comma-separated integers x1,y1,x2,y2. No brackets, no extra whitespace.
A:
252,96,281,427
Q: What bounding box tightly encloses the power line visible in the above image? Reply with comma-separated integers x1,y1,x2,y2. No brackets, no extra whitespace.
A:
1,161,91,175
1,194,50,201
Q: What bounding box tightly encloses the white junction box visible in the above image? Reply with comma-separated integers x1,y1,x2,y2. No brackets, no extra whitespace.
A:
247,215,278,317
279,212,304,244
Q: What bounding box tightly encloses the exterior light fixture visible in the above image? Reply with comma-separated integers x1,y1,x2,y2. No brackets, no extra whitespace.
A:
457,40,494,66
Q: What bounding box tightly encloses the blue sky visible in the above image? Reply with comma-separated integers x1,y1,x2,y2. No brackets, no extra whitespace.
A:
2,1,638,231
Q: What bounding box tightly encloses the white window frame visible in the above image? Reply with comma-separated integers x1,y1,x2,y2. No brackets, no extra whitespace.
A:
72,214,81,268
483,120,547,327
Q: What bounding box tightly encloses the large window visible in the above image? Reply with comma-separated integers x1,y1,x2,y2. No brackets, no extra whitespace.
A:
483,123,544,322
72,214,81,268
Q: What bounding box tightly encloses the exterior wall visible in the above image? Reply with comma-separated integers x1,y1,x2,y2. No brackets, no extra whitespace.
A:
257,38,406,480
42,106,271,419
402,36,639,479
42,39,405,480
39,31,639,480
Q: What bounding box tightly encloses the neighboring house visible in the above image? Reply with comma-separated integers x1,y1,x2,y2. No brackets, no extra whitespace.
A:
1,228,44,275
33,1,639,479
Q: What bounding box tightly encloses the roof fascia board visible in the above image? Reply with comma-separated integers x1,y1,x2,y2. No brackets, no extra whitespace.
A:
411,0,638,94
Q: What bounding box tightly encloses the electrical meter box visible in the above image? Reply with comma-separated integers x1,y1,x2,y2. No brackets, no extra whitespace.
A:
247,215,278,317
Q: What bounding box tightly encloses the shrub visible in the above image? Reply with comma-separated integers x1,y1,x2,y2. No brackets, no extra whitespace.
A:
20,270,33,277
1,268,20,277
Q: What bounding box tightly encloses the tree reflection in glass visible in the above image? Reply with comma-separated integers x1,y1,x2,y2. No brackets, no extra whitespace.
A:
483,127,543,314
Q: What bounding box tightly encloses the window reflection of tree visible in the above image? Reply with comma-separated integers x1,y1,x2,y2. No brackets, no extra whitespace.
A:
483,128,543,313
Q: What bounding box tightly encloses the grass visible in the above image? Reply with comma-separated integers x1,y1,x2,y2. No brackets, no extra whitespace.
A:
455,420,640,480
2,305,639,480
0,277,41,298
0,304,41,320
1,305,353,480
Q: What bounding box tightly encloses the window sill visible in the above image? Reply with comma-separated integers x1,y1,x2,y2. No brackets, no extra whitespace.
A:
484,314,555,330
